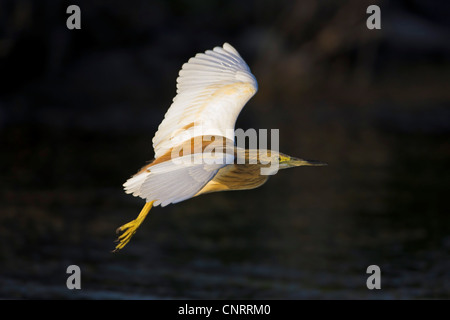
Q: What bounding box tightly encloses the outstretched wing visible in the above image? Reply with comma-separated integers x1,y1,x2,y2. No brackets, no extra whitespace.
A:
152,43,258,159
123,153,233,206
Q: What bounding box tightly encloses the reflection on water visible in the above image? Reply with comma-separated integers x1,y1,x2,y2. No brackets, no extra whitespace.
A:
1,121,449,299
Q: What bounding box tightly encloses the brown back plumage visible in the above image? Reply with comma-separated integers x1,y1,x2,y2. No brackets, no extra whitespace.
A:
133,135,273,196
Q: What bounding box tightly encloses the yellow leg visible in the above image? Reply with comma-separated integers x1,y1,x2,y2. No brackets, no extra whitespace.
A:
113,201,154,252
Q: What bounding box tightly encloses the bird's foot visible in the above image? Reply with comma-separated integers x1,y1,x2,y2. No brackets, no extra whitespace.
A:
113,201,154,252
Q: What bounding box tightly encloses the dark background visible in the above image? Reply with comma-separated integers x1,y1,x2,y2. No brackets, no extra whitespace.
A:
1,0,449,299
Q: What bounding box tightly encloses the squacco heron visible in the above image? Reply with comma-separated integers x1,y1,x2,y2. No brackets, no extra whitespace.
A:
114,43,325,252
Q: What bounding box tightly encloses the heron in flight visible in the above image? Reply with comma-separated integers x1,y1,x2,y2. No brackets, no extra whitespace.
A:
114,43,325,252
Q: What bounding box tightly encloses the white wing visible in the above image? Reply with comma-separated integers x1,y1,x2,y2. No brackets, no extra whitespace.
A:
123,153,233,206
152,43,258,158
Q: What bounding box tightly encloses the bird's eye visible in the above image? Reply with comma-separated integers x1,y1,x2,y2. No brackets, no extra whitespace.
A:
278,156,282,162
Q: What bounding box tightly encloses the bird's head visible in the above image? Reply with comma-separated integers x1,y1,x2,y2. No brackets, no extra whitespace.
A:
257,151,327,175
277,153,327,169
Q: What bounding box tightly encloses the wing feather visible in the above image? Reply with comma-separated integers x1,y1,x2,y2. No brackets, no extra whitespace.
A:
152,43,258,158
124,153,233,206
